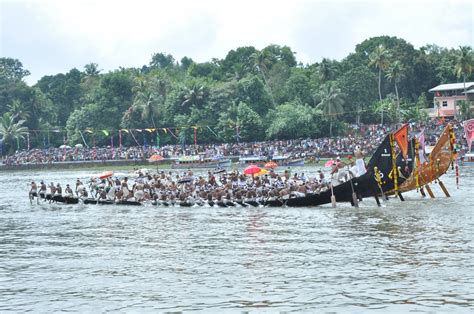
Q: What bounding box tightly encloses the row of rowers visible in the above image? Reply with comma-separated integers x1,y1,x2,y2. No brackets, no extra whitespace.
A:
29,159,367,204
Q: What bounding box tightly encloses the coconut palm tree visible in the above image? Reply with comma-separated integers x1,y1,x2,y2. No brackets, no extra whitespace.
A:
368,45,391,102
130,76,160,127
315,84,345,137
454,46,473,118
181,84,205,109
250,50,276,104
84,62,101,77
7,99,30,121
0,113,29,154
385,61,405,123
317,58,333,82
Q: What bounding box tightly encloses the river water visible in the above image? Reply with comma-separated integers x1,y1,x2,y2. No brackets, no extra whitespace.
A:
0,166,473,312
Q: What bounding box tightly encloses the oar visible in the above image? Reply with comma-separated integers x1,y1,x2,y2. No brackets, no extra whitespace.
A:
438,180,450,197
419,186,426,197
372,189,381,207
424,184,435,198
373,167,387,202
330,177,336,208
348,169,359,208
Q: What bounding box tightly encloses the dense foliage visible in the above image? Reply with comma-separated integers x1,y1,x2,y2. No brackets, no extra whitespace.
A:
0,36,473,152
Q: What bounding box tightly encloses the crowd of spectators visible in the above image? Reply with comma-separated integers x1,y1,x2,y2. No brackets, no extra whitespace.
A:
2,120,469,167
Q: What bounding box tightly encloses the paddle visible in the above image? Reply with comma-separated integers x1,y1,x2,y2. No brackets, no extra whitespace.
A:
438,180,450,197
373,167,387,202
330,176,336,208
347,168,359,208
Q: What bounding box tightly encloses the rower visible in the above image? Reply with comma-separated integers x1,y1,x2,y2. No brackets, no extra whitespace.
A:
29,181,39,204
79,187,88,198
39,181,47,200
55,183,62,196
64,184,73,197
48,182,56,197
75,178,84,196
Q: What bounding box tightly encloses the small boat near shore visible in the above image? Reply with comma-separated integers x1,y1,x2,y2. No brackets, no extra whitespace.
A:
461,152,474,166
171,155,231,169
239,155,304,167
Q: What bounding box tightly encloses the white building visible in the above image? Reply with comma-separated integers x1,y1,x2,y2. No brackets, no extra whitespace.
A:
428,82,474,117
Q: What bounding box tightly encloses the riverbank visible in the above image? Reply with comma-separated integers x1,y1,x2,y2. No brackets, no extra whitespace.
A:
0,159,168,172
0,157,342,172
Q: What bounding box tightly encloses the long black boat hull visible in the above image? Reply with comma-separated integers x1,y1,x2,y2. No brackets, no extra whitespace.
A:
286,136,415,207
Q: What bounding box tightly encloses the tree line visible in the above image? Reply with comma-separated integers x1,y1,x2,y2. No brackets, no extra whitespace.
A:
0,35,473,154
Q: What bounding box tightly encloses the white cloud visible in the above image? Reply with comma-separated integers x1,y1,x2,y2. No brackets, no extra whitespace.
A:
0,0,472,84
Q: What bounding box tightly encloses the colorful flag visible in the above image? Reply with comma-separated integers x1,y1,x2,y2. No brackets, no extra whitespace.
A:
393,123,409,158
464,119,474,151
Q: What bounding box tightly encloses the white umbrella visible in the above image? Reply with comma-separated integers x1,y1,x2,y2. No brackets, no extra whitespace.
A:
75,144,84,148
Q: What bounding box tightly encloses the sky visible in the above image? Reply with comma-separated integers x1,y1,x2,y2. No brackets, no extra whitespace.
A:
1,0,473,85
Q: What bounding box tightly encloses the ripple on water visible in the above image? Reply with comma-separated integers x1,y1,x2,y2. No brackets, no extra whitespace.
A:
0,167,473,311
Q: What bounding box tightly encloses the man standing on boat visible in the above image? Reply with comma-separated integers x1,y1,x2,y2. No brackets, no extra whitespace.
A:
354,147,367,176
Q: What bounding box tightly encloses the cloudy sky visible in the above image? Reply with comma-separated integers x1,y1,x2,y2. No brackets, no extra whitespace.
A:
1,0,472,84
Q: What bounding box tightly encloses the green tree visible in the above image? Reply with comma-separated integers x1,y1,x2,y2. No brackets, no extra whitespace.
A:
181,83,206,110
0,58,30,83
336,66,378,124
130,76,161,127
285,69,312,104
150,52,175,69
317,58,334,82
385,60,405,122
454,46,473,118
368,44,391,102
236,75,273,116
180,56,194,71
314,83,345,137
458,100,473,120
373,97,398,124
266,101,315,139
217,102,264,142
0,113,29,153
7,99,30,121
84,63,101,77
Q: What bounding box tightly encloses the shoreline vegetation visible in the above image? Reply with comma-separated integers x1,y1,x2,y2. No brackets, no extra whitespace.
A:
0,36,472,157
0,157,341,172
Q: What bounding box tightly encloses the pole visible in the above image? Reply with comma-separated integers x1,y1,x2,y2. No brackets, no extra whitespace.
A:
389,134,399,197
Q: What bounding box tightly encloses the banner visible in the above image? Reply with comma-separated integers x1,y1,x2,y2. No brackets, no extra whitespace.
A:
393,124,409,159
464,119,474,152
